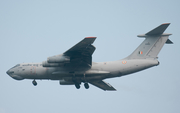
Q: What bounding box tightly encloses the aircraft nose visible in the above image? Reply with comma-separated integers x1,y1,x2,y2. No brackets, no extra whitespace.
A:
6,69,14,75
6,69,24,80
6,70,8,75
6,69,10,75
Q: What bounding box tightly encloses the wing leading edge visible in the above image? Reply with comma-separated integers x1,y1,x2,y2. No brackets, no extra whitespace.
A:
64,37,96,56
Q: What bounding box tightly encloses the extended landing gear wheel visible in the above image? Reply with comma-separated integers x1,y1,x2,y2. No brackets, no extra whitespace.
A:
84,83,89,89
32,80,37,86
75,84,80,89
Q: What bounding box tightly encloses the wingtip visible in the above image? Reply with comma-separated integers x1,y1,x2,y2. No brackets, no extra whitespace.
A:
162,23,170,25
85,37,97,39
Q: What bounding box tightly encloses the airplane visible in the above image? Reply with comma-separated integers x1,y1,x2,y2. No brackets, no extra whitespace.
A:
6,23,173,91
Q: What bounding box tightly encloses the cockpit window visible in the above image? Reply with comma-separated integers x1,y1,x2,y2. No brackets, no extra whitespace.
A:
12,64,20,68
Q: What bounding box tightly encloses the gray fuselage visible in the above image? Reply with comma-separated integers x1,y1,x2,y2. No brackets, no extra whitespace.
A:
7,59,159,82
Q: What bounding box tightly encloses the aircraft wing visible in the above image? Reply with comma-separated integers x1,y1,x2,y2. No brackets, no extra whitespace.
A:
63,37,96,69
89,80,116,91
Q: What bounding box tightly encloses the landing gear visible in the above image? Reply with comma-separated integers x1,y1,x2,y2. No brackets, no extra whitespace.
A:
32,79,37,86
74,83,89,89
84,83,89,89
75,83,80,89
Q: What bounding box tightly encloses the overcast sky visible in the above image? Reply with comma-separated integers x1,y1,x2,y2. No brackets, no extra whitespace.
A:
0,0,180,113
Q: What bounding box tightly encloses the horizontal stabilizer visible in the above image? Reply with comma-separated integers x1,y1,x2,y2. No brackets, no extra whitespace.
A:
145,23,170,35
89,80,116,91
166,39,173,44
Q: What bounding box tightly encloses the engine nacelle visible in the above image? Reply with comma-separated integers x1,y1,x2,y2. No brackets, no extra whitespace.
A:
42,61,64,67
47,54,70,63
59,80,75,85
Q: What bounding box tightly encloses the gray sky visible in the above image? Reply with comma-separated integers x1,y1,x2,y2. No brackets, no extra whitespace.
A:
1,0,180,113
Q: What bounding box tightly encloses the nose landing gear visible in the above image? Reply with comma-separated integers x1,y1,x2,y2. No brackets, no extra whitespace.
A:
32,79,37,86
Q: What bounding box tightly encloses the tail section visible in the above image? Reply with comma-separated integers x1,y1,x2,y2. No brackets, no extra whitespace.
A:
126,23,172,59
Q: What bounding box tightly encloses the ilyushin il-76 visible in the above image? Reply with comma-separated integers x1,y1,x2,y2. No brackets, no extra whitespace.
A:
6,23,173,91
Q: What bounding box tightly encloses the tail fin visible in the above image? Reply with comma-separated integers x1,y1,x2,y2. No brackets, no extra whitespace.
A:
126,23,172,59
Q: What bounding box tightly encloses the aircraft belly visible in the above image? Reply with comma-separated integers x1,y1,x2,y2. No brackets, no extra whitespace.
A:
50,71,108,81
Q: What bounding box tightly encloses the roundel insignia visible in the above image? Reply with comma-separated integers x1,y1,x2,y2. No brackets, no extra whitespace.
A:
139,51,143,54
122,61,127,64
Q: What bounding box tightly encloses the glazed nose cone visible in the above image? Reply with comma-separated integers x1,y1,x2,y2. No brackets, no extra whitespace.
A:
6,69,13,75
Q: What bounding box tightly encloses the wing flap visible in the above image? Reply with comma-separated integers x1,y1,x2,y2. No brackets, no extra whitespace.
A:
89,80,116,91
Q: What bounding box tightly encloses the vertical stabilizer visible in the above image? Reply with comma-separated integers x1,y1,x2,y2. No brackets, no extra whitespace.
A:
126,23,172,59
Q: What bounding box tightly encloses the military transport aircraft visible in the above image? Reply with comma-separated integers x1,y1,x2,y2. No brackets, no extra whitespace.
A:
6,23,173,91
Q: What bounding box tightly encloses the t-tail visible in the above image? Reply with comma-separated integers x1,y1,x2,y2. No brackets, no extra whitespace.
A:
126,23,173,59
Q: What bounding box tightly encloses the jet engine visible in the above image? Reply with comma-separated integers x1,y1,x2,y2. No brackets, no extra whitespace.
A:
47,54,70,63
59,80,75,85
42,61,64,67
